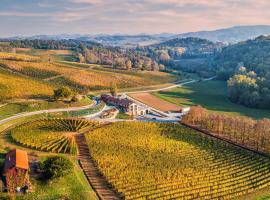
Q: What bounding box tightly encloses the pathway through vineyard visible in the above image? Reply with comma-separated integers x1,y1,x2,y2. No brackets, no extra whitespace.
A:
75,133,122,200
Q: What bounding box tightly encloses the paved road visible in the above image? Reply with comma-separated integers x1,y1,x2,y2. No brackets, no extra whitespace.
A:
0,103,95,126
125,77,215,94
0,77,216,126
125,79,196,94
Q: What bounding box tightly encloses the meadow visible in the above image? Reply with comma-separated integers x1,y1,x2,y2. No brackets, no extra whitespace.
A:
152,80,270,119
86,121,270,199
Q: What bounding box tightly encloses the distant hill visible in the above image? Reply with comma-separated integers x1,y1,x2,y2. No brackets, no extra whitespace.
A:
213,35,270,79
177,25,270,44
4,25,270,46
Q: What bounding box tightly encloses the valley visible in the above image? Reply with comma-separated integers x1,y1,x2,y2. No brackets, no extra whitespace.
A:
1,24,270,200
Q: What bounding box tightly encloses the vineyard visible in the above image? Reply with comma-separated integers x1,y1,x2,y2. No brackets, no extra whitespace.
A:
86,122,270,199
0,60,179,92
0,52,39,62
10,118,100,154
0,69,53,100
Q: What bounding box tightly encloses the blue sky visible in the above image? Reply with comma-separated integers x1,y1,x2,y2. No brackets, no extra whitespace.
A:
1,0,270,37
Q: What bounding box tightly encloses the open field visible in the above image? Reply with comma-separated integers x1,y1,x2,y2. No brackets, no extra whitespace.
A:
15,48,77,62
129,92,182,112
86,121,270,199
152,80,270,119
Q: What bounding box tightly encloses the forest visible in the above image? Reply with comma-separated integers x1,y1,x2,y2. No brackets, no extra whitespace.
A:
212,35,270,109
3,39,164,71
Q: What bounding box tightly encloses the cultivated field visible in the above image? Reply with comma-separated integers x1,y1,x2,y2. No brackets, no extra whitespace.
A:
86,122,270,199
0,115,99,200
0,60,179,92
153,80,270,119
0,52,39,62
129,92,182,112
10,118,99,154
0,69,53,100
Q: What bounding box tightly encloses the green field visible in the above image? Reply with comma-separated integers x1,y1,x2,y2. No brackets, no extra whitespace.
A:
86,122,270,199
153,80,270,119
0,157,98,200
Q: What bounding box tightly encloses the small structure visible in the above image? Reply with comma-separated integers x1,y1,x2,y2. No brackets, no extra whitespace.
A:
3,149,30,193
101,94,149,116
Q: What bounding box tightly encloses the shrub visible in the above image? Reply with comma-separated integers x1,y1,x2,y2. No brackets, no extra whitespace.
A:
41,156,73,179
53,86,73,100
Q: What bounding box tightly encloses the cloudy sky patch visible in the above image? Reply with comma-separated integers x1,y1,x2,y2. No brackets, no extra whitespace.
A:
0,0,269,36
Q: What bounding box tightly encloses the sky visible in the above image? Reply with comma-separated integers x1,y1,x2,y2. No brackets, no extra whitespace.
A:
0,0,270,37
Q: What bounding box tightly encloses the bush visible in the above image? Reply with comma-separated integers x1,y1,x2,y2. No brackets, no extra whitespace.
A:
41,156,73,179
53,87,73,100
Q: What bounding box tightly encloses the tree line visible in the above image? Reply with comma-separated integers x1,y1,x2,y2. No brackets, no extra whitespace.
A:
182,106,270,154
7,39,165,71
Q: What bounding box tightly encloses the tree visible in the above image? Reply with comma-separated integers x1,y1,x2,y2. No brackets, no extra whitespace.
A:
125,60,132,70
41,156,73,179
110,82,118,97
77,53,85,63
53,86,73,100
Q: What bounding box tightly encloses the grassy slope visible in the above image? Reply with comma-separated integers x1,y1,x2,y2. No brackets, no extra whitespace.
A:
153,80,270,119
16,158,97,200
0,97,92,119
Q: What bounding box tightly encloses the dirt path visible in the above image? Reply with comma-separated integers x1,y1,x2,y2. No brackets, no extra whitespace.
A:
75,133,122,200
43,74,64,81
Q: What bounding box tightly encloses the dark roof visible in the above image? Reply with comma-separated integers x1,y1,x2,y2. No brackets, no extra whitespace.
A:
3,149,29,174
101,94,133,107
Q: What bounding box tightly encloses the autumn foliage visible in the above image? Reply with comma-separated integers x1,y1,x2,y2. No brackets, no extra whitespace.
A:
182,106,270,154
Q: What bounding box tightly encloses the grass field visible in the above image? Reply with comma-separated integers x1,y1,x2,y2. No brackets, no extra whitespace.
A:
86,122,270,199
0,157,98,200
153,80,270,119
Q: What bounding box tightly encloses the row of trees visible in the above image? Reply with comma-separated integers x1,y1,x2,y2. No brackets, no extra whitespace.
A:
182,106,270,154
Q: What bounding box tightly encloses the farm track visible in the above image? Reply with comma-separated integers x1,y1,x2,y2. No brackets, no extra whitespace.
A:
75,133,122,200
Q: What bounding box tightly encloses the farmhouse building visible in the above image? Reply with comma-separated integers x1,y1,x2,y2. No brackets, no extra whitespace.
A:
3,149,30,193
101,94,149,116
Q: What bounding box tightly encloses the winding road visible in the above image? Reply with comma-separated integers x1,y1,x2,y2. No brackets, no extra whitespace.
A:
0,103,96,126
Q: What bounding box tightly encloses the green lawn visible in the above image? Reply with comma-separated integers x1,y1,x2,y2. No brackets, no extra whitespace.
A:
0,157,98,200
153,80,270,119
116,112,133,120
